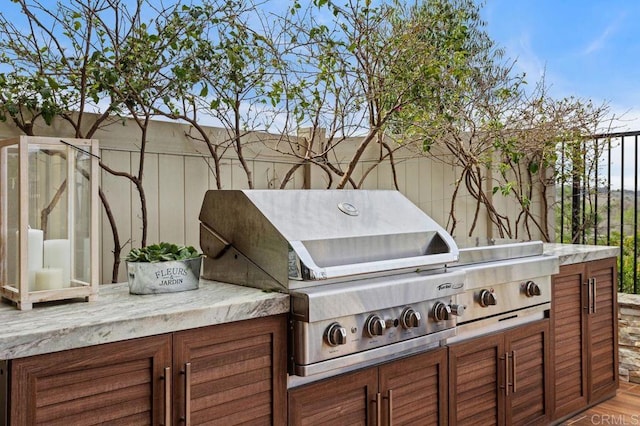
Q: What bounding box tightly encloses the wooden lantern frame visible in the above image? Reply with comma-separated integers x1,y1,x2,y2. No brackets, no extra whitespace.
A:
0,136,99,310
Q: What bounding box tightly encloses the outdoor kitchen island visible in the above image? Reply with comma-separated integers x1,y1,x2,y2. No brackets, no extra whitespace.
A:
0,243,618,425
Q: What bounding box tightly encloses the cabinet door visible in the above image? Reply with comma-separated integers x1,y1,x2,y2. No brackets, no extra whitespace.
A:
10,334,172,426
288,367,378,426
551,262,588,419
505,320,550,425
587,258,619,403
378,347,448,425
172,314,287,425
448,333,505,426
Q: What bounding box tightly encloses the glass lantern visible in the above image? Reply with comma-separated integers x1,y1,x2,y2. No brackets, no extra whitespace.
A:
0,136,99,310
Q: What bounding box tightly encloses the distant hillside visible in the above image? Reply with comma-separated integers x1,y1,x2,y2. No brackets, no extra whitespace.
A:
556,187,637,235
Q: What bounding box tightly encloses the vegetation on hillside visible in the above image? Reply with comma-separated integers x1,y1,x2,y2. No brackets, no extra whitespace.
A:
556,187,639,293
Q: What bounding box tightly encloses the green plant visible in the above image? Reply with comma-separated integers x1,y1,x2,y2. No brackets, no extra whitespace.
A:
126,242,200,263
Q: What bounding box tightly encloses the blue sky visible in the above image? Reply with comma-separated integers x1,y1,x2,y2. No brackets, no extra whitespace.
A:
483,0,640,130
483,0,640,189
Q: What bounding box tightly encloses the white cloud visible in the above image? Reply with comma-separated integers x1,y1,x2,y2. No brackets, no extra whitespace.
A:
510,32,546,80
581,14,624,56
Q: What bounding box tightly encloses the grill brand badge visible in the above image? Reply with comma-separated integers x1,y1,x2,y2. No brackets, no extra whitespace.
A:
438,282,464,291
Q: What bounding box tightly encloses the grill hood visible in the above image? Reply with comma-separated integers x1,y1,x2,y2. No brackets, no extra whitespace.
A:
199,190,459,291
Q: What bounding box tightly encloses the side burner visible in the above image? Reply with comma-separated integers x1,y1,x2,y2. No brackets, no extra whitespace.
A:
454,238,544,265
448,238,558,342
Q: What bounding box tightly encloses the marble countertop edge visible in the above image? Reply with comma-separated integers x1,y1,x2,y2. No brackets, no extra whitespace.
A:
543,243,619,265
0,280,289,360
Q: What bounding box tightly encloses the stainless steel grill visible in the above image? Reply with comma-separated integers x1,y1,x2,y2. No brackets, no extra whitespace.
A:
199,190,466,383
198,191,560,384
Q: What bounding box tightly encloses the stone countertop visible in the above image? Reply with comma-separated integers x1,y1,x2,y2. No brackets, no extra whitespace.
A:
543,243,619,266
0,280,289,360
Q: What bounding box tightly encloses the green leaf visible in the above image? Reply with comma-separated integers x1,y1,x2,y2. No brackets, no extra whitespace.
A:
529,162,540,174
126,242,201,262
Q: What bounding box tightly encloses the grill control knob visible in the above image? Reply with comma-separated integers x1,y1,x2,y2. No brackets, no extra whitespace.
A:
432,302,452,322
479,289,497,307
365,314,387,337
400,307,422,329
450,304,466,317
324,322,347,347
524,280,542,297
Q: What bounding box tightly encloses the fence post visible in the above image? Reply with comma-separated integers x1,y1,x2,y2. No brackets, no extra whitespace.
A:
571,140,582,243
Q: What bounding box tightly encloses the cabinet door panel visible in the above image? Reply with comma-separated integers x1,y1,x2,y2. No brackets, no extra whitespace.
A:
551,263,588,418
551,257,619,422
506,320,549,425
587,258,618,402
378,347,447,425
173,314,287,425
288,368,378,426
449,333,504,426
10,334,172,426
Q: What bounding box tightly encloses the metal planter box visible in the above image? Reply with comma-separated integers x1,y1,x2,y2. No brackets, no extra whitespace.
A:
127,257,202,295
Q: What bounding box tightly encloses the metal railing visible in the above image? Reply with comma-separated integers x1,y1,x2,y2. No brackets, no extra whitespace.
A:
557,130,639,293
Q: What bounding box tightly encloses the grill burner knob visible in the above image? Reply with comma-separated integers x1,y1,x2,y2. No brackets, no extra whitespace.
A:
365,314,387,337
450,304,466,317
400,307,421,329
524,280,542,297
479,289,497,307
325,322,347,347
432,302,452,322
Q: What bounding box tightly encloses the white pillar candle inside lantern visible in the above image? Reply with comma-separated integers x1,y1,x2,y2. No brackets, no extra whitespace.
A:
44,239,70,287
0,136,100,310
34,268,64,290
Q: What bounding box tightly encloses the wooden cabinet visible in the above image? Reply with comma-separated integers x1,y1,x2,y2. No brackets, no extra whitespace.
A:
10,334,172,425
288,367,378,425
449,332,504,425
506,321,550,425
8,314,287,425
288,347,448,425
173,314,287,425
585,259,619,402
551,257,619,421
378,348,448,425
448,320,550,426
